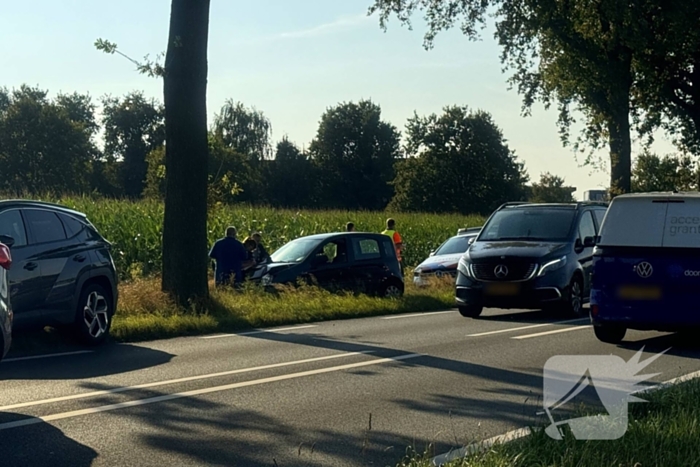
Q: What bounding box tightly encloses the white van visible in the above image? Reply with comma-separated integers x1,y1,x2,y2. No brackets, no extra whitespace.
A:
590,192,700,343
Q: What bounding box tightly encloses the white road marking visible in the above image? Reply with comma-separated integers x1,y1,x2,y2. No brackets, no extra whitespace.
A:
0,351,372,411
1,350,94,363
431,369,700,465
467,318,588,337
381,310,456,320
512,325,592,340
201,325,318,339
0,353,422,431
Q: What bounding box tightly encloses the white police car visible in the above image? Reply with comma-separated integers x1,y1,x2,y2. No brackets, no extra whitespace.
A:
414,228,481,286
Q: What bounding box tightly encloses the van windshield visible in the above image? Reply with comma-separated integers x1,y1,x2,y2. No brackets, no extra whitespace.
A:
479,208,576,242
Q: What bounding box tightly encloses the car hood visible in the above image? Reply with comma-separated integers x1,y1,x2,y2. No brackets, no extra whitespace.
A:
416,253,463,271
468,241,569,261
251,262,298,279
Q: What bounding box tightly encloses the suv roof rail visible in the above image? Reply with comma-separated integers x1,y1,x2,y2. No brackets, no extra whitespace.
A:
496,201,530,210
0,199,86,216
576,201,609,207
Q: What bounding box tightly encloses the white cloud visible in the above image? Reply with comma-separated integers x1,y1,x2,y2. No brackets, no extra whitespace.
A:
276,14,372,40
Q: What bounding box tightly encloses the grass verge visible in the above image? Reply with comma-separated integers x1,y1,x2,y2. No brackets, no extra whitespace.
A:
111,276,456,342
396,378,700,467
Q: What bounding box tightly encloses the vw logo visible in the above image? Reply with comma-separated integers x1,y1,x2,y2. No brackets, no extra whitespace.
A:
635,262,653,278
494,264,509,278
435,270,444,278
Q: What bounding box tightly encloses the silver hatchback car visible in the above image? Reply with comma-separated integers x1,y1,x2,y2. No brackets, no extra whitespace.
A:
0,238,13,360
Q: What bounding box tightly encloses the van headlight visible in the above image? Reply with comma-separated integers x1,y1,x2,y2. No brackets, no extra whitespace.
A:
457,256,473,278
261,274,273,286
537,256,567,277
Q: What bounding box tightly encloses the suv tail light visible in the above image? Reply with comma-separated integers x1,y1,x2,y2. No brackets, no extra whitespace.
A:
0,244,12,270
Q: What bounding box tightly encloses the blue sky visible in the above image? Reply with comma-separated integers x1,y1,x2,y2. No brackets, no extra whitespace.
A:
0,0,676,199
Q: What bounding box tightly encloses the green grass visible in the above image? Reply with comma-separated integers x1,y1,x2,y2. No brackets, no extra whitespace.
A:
21,194,484,280
396,379,700,467
111,276,456,342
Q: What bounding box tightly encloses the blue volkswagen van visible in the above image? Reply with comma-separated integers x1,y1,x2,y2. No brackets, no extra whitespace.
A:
590,192,700,343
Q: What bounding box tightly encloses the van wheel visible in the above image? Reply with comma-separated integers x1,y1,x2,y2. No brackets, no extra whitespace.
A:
74,283,113,346
560,276,584,317
594,325,626,344
458,305,483,318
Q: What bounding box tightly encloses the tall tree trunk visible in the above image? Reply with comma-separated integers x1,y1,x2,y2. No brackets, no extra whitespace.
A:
607,95,632,196
161,0,211,307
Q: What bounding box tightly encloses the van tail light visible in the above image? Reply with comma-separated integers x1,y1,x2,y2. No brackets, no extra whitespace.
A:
591,304,599,317
0,244,11,270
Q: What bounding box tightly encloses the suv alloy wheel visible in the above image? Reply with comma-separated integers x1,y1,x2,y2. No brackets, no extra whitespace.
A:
75,283,113,345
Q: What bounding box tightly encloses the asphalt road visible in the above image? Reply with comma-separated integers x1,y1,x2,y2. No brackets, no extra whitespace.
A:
1,307,700,467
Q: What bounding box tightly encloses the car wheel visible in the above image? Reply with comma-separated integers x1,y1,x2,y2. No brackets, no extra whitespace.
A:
75,283,113,346
458,305,483,318
381,281,403,298
593,324,626,344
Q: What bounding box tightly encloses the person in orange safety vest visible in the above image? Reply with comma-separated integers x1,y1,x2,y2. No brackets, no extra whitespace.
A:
381,218,403,266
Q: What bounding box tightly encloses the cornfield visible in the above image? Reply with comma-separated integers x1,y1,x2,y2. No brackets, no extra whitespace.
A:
32,195,485,280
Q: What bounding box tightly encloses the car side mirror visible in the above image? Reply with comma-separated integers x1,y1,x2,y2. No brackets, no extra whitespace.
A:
0,235,14,248
468,237,475,245
583,236,596,248
574,238,583,250
429,250,435,256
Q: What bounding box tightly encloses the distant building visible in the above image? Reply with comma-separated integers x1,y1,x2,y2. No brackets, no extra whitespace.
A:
583,190,608,201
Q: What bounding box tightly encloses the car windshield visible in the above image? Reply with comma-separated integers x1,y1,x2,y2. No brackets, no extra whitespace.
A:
434,235,475,255
270,238,322,263
479,208,576,242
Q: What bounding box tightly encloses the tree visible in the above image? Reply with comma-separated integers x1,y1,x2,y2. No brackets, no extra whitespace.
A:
369,0,646,195
631,152,697,192
97,0,211,306
0,85,95,195
267,136,316,208
144,134,245,206
633,1,700,156
389,106,528,215
213,100,272,162
528,173,576,203
160,0,211,306
101,91,165,198
310,100,400,210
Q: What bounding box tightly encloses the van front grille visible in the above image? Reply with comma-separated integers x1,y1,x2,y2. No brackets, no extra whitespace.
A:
471,262,537,281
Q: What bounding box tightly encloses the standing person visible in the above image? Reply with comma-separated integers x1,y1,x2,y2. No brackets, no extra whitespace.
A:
381,218,403,268
251,232,271,265
346,222,355,232
209,226,248,287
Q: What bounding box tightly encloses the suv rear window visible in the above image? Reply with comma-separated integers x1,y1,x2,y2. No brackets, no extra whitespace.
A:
479,208,576,242
599,196,700,247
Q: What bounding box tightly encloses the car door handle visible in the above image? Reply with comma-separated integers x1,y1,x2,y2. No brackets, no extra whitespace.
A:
73,254,86,262
24,262,38,271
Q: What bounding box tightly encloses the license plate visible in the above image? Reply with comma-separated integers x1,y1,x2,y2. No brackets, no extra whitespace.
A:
485,283,520,296
617,285,662,300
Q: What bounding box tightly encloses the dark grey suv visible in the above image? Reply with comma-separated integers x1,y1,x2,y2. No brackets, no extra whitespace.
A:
0,200,118,345
455,202,608,318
